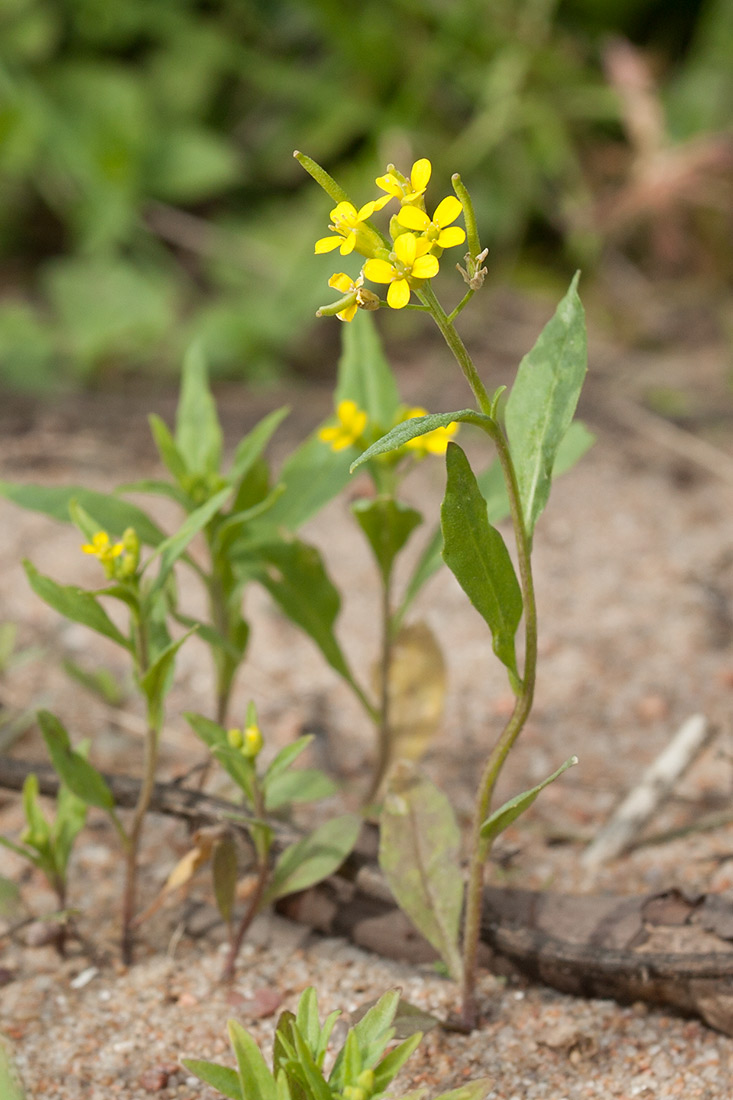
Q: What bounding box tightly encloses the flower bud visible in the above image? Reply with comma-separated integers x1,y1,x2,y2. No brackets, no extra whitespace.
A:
242,723,263,758
227,727,244,750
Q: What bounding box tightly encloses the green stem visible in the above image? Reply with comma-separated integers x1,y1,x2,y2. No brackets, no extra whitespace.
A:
459,421,537,1031
418,285,538,1031
120,609,161,965
416,283,492,415
365,569,394,805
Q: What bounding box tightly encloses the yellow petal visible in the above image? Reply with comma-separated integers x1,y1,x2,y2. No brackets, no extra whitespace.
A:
433,196,462,227
394,232,417,266
397,206,430,232
331,201,357,221
339,235,356,255
437,226,466,249
357,201,377,221
411,159,432,192
363,258,395,283
404,406,429,420
411,254,439,279
372,193,393,210
315,236,342,254
387,279,411,309
376,174,402,197
329,272,354,292
337,302,359,322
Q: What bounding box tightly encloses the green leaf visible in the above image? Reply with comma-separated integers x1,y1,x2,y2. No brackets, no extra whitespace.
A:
38,711,116,815
290,1029,332,1100
480,755,578,845
139,629,196,727
24,561,131,651
228,1020,278,1100
264,769,337,812
145,486,232,595
241,540,357,690
148,414,190,485
351,497,422,585
372,1033,423,1094
212,835,238,924
441,443,522,680
379,762,464,983
262,814,360,907
504,272,587,541
397,421,592,622
181,1059,243,1100
257,431,355,534
228,406,290,488
330,990,399,1089
175,342,223,476
351,410,488,471
0,483,165,546
185,713,257,805
335,311,401,426
262,737,313,786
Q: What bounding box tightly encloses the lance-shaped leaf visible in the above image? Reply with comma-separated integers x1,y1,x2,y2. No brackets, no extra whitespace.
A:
180,1059,242,1100
148,414,189,484
335,311,401,425
351,497,422,584
379,762,464,983
228,406,290,487
139,629,196,728
24,561,131,651
228,1020,279,1100
144,485,232,595
38,711,118,817
504,272,587,541
258,431,355,534
433,1081,495,1100
0,483,165,545
351,410,489,471
397,420,594,621
175,342,223,475
480,755,578,846
242,540,358,690
262,814,360,906
441,443,522,680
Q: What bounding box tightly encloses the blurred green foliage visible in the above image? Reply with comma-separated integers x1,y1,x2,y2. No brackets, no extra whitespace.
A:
0,0,726,389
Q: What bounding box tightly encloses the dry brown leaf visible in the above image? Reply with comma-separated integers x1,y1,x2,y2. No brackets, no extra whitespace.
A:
132,825,229,927
374,620,446,767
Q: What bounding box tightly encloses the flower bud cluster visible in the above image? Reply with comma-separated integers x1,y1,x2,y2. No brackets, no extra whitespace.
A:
81,527,140,580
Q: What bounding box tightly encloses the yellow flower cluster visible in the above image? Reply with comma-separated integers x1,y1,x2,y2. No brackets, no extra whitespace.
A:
318,400,458,458
81,528,140,580
315,158,466,319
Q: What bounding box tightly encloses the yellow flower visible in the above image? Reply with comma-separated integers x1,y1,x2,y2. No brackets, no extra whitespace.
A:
397,196,465,250
320,273,379,322
376,159,432,204
81,531,124,568
402,406,459,456
314,199,388,256
363,233,439,309
318,399,368,451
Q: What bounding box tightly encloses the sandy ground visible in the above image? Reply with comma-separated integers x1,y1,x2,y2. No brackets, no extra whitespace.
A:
3,291,733,1097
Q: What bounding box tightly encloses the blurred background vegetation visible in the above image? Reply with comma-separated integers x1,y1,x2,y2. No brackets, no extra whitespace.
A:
0,0,731,391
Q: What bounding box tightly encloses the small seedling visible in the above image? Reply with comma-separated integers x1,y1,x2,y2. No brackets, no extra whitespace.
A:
187,704,359,980
182,986,492,1100
0,769,87,953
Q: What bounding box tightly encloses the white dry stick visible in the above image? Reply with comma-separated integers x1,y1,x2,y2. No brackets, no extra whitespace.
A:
582,713,711,867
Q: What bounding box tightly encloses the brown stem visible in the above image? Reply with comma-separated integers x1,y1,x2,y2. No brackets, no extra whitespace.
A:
219,857,270,983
